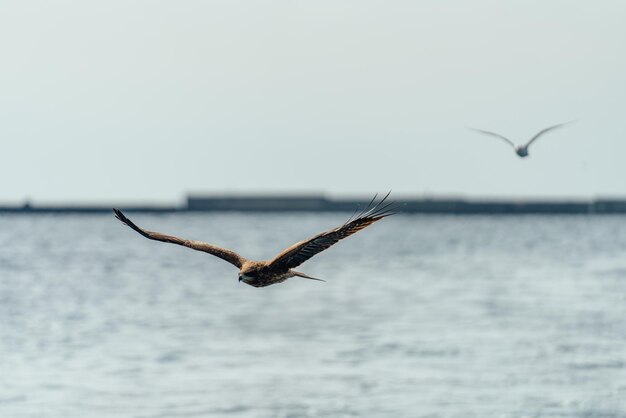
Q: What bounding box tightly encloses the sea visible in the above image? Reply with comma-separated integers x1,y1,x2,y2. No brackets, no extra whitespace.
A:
0,213,625,418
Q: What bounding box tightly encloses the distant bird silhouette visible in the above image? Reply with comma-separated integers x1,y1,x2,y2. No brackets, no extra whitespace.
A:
470,122,573,158
113,194,395,287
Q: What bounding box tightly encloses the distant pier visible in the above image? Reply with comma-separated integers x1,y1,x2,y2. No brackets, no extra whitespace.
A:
2,195,626,214
186,195,625,214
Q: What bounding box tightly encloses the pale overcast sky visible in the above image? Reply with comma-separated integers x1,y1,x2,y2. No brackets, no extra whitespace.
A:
1,1,625,203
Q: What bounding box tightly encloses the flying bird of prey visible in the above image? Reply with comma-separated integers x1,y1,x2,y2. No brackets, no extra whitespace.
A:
470,121,573,158
113,194,395,287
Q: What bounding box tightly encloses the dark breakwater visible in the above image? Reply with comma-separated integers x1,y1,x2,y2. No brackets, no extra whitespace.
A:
2,196,626,214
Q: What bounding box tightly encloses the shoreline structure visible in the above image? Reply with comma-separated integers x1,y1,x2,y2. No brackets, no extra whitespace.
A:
1,195,626,214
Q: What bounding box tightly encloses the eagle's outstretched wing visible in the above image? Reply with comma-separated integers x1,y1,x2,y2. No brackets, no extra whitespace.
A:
525,121,573,148
113,209,245,268
469,127,516,148
268,193,395,271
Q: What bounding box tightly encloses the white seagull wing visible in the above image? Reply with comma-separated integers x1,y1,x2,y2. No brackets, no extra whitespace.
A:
525,121,574,148
469,127,516,148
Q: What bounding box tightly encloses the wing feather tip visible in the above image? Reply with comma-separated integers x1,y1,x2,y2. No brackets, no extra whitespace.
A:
112,208,123,220
112,208,128,224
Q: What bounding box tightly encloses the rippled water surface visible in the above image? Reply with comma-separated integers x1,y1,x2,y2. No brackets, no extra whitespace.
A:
1,213,625,417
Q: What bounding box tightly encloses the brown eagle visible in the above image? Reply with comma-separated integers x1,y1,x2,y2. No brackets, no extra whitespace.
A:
113,194,394,287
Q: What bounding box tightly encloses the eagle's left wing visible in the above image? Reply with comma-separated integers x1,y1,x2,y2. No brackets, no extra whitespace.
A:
267,193,395,271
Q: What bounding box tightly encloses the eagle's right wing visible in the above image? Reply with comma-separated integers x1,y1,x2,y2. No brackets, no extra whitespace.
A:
113,209,245,268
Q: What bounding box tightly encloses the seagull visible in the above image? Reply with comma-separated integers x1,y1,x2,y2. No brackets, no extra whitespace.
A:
113,194,395,287
470,121,573,158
